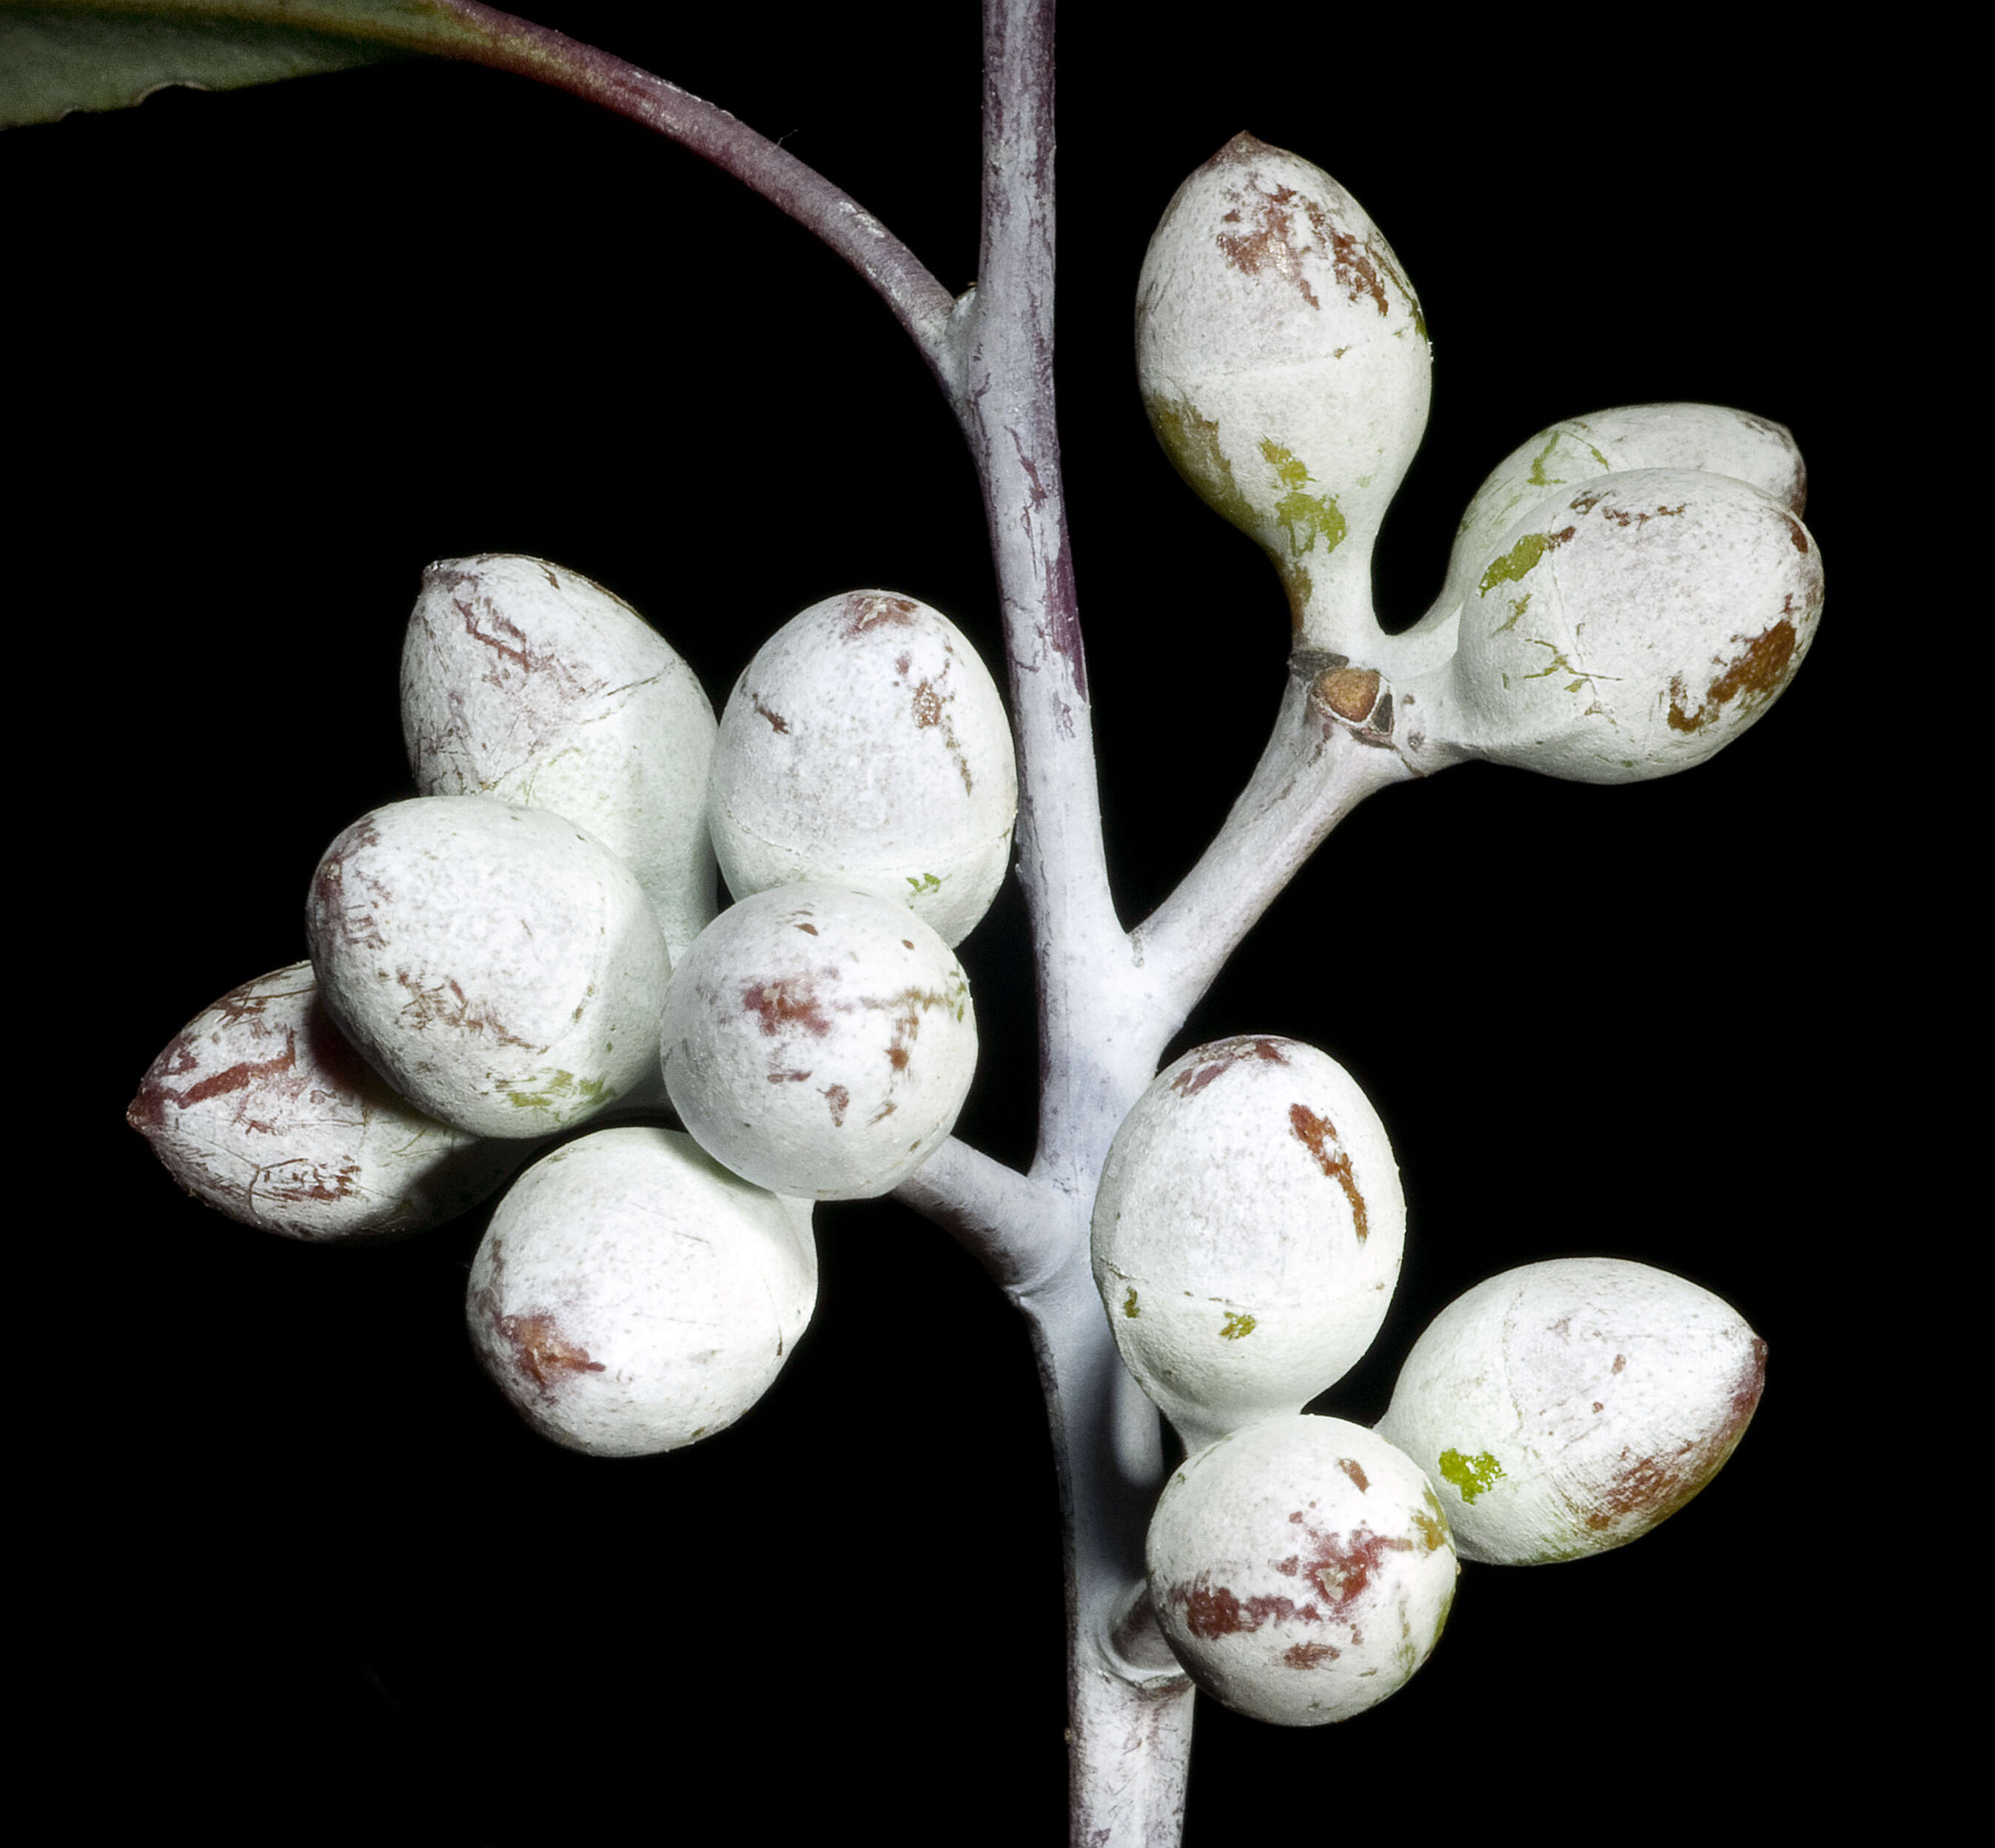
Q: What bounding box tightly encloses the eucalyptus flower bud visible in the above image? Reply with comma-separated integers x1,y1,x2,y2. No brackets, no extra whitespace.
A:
468,1126,816,1457
1376,1258,1766,1564
1092,1037,1404,1453
1136,134,1429,654
660,883,976,1199
402,555,718,963
709,591,1018,946
129,962,517,1239
1399,467,1823,780
306,796,672,1138
1147,1416,1458,1725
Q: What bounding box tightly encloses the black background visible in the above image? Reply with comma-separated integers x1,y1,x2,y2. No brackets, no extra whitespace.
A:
16,9,1879,1843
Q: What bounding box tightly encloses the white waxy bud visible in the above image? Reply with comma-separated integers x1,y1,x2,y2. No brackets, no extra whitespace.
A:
306,796,672,1139
128,962,517,1240
401,555,719,963
1401,467,1824,781
1375,1257,1766,1565
1136,133,1430,652
1091,1037,1404,1453
1147,1416,1458,1726
660,883,975,1200
466,1126,817,1458
708,591,1018,947
1430,404,1808,642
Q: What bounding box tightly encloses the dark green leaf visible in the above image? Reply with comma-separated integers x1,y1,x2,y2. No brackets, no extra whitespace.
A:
0,3,488,129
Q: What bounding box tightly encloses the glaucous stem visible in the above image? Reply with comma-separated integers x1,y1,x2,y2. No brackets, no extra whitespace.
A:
1131,656,1424,1028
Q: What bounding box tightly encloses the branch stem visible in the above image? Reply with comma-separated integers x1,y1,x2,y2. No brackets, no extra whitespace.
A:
1133,660,1420,1028
891,1136,1063,1290
429,4,962,388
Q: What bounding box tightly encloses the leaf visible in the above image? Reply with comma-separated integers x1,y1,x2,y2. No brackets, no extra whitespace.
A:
0,2,492,130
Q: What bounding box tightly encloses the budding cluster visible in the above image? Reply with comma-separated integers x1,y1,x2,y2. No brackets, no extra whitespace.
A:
1137,139,1825,783
132,557,1017,1454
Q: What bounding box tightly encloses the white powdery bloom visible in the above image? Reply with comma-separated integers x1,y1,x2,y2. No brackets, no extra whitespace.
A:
306,796,673,1139
1136,133,1431,651
1147,1416,1458,1726
467,1126,817,1458
128,962,517,1240
708,590,1018,948
1092,1037,1404,1452
401,554,719,964
1376,1257,1767,1565
1401,466,1825,781
660,883,976,1200
1430,403,1808,642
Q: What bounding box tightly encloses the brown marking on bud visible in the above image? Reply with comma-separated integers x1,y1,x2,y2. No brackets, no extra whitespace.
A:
1585,1336,1766,1536
312,819,390,951
1169,1037,1292,1099
1586,498,1687,529
740,977,832,1038
1314,666,1381,723
212,980,278,1028
1165,1578,1315,1641
752,695,790,734
795,923,819,936
822,1083,850,1127
1593,1402,1605,1413
395,972,538,1048
1287,1105,1370,1240
454,594,537,674
1786,515,1809,554
1295,1519,1412,1617
1612,1353,1626,1373
1337,1457,1370,1494
907,675,975,794
1202,131,1275,171
901,940,915,950
1215,183,1327,309
256,1156,363,1207
841,594,919,638
1210,161,1401,324
869,1099,898,1125
860,984,959,1077
1666,617,1799,733
1284,1641,1341,1669
767,1069,813,1083
127,1035,198,1133
168,1031,298,1113
490,1309,606,1395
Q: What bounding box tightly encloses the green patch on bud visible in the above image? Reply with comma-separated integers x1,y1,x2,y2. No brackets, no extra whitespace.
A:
1525,432,1566,488
1147,393,1258,534
1477,532,1563,598
1412,1486,1451,1553
502,1069,616,1117
1219,1310,1257,1339
1494,592,1531,635
907,872,942,895
1123,1287,1140,1319
1259,439,1348,562
1438,1448,1506,1503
